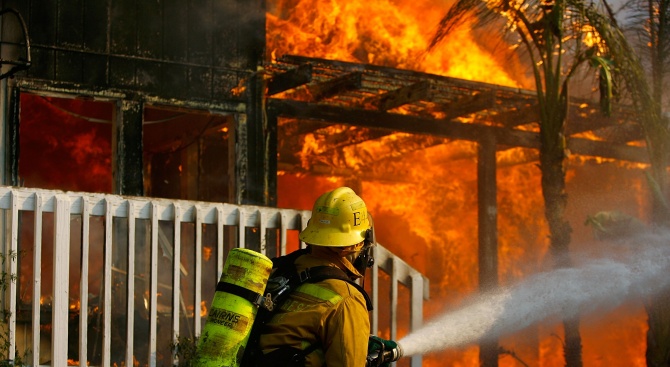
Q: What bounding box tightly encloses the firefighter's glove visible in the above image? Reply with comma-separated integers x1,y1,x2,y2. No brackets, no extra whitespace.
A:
366,335,399,367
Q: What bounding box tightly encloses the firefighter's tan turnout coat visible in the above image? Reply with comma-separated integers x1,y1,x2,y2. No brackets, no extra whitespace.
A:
259,246,370,367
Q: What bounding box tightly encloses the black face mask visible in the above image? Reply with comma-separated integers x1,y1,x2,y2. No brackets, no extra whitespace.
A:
353,242,374,276
353,216,375,277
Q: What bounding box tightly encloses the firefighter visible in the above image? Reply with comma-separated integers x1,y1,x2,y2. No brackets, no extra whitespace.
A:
257,186,376,367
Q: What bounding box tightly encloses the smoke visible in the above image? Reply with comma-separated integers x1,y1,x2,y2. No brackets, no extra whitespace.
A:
399,230,670,356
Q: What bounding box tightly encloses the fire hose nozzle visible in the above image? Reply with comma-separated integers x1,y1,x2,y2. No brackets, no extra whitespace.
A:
367,336,403,366
388,342,403,362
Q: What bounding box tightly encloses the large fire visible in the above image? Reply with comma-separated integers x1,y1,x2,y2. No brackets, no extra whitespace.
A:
266,0,532,89
268,1,650,366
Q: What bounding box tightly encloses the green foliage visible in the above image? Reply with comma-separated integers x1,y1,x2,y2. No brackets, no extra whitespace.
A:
171,335,199,367
0,250,26,367
589,55,614,115
0,359,23,367
0,251,18,293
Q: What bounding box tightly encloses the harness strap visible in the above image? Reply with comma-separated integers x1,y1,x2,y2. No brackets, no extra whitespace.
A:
298,266,373,311
257,344,322,367
273,248,373,310
244,249,373,367
216,281,264,307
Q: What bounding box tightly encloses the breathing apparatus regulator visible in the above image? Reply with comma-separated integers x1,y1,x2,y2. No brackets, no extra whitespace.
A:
353,213,376,279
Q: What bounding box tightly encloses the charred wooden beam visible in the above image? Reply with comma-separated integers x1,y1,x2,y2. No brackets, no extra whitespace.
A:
278,124,449,175
588,124,644,144
362,81,431,111
278,143,538,183
487,102,642,145
341,134,445,165
566,106,641,143
266,63,313,96
113,98,144,196
300,81,432,152
489,104,538,127
566,137,648,163
437,90,497,120
267,99,650,163
269,98,538,146
279,117,330,136
321,127,389,149
305,72,362,101
277,162,354,178
277,161,421,184
566,105,621,135
278,54,532,96
277,164,413,183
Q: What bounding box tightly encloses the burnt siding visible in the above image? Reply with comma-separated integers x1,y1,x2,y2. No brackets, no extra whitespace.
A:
187,0,213,66
164,0,189,63
83,1,109,53
111,0,138,56
8,0,265,102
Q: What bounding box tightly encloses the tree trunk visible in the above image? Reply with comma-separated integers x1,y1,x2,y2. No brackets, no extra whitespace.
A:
540,108,583,367
646,293,670,367
646,127,670,367
563,318,583,367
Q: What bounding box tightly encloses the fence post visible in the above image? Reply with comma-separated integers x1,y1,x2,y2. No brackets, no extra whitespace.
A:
52,195,71,365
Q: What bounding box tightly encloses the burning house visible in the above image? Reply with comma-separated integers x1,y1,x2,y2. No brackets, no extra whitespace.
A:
0,0,658,367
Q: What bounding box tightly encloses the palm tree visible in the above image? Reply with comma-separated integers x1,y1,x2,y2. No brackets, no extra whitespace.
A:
430,0,618,366
605,0,670,221
617,0,670,125
604,1,670,365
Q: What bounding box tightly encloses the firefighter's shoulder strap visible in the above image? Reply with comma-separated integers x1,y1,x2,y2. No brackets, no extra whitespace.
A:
267,248,372,310
241,248,372,367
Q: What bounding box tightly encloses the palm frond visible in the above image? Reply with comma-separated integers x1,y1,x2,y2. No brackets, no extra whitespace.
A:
430,0,486,50
589,55,614,115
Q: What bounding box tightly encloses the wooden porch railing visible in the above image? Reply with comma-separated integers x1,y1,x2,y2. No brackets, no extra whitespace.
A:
0,186,428,367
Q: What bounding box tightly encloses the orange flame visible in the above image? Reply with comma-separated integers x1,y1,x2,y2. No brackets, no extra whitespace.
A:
201,300,208,317
267,0,532,88
269,2,649,366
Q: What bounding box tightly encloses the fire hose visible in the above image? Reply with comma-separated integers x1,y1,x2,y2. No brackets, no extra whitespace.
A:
366,335,404,367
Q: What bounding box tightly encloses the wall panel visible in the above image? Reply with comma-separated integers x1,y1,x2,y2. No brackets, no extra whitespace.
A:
10,0,262,103
58,0,84,47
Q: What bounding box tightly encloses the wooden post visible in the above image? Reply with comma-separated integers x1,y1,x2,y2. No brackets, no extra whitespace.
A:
112,98,144,196
233,72,277,207
4,85,19,186
52,195,71,366
478,132,499,367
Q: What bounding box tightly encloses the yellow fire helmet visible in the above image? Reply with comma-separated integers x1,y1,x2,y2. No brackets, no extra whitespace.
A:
299,187,371,247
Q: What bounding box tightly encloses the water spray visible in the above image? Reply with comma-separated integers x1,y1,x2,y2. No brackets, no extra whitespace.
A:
398,230,670,357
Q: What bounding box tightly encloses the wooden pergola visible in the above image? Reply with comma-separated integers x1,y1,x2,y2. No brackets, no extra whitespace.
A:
265,55,646,174
261,54,647,366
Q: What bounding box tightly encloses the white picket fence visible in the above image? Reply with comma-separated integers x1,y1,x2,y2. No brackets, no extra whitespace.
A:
0,186,428,367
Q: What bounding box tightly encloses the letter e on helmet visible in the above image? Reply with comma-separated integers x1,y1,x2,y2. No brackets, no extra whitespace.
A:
299,187,371,247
